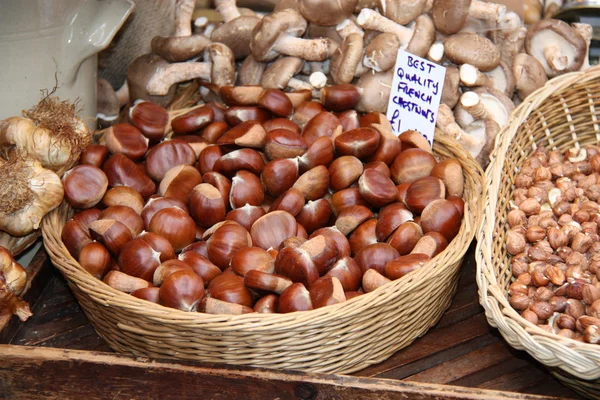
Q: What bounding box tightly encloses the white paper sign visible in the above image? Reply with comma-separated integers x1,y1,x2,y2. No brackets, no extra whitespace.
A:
386,50,446,146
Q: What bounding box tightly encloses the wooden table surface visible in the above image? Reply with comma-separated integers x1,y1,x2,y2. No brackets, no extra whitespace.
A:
0,243,586,399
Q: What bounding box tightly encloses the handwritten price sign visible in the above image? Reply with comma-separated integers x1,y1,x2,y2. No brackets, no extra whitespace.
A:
386,50,446,146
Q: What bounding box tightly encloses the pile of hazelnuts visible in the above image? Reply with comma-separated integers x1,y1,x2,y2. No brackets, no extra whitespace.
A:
507,145,600,344
60,85,465,315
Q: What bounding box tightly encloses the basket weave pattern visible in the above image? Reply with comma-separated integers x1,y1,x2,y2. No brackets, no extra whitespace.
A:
42,134,484,374
476,66,600,389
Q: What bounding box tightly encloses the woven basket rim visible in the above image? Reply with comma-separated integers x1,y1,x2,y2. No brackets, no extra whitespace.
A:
476,65,600,381
42,133,484,325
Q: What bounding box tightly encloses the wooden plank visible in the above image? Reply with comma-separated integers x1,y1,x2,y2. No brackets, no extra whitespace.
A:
0,345,566,400
0,246,54,343
356,314,493,378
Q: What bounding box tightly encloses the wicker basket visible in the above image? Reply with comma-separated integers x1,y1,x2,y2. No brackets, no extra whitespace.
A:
476,65,600,398
42,133,484,374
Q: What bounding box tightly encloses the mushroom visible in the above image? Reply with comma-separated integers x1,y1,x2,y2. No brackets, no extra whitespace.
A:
441,66,461,109
524,0,543,25
572,23,592,71
432,0,506,35
336,18,364,40
491,12,527,65
354,69,393,113
307,23,344,44
330,32,364,84
356,9,435,58
444,32,501,72
512,53,548,101
96,78,120,127
525,19,587,78
427,41,445,64
261,57,314,93
459,61,515,96
127,54,178,107
363,33,400,72
454,87,515,129
237,54,267,85
211,0,262,59
436,104,499,166
152,43,234,94
544,0,563,20
151,0,212,62
250,9,337,62
379,0,427,26
297,0,358,26
274,0,301,12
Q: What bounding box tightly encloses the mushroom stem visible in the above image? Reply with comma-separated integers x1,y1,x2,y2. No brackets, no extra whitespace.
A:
115,81,129,108
436,104,485,157
309,72,328,89
274,36,337,62
215,0,242,23
146,63,211,95
459,64,492,88
460,92,489,120
543,46,568,72
356,9,413,46
470,0,506,23
572,23,592,71
174,0,196,37
336,19,364,39
427,42,444,63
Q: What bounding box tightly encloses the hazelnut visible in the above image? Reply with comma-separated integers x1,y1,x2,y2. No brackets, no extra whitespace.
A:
519,198,541,216
525,226,546,243
508,209,527,228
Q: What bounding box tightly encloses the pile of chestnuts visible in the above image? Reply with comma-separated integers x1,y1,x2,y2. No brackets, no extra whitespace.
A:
60,85,465,315
507,145,600,344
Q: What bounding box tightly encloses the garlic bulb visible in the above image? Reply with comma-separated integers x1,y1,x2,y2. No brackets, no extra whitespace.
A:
0,246,31,321
0,155,64,236
0,95,91,176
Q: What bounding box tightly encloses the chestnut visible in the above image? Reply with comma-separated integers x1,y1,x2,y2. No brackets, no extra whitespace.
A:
230,247,275,276
103,153,156,199
258,88,293,117
292,101,324,128
178,251,222,285
430,159,464,198
202,171,232,203
62,218,93,259
264,129,307,160
207,271,254,307
79,144,109,168
99,205,144,238
337,109,360,132
244,270,293,294
224,106,271,126
376,202,414,242
202,297,255,315
230,170,264,209
129,101,169,143
405,176,446,214
363,161,391,178
309,276,346,308
325,256,362,292
158,165,203,204
103,270,151,293
367,125,402,166
261,158,300,198
144,139,197,182
269,188,306,217
201,121,229,144
354,243,400,275
420,199,462,242
348,218,378,256
197,145,223,174
89,219,133,257
299,235,339,275
320,84,360,112
153,259,193,286
216,120,267,149
254,294,278,313
250,211,297,250
310,227,351,259
334,127,380,160
212,148,265,177
78,241,112,279
275,246,319,288
148,207,196,251
207,221,252,269
331,188,369,216
329,155,363,191
159,270,205,312
358,168,398,208
295,199,332,235
118,238,163,281
189,183,227,228
335,205,374,236
302,111,342,147
385,254,431,280
278,283,313,313
362,269,391,293
141,196,188,229
62,165,108,209
390,148,437,184
386,221,423,255
104,123,149,161
292,165,330,201
411,232,448,258
131,287,160,303
263,118,301,135
398,130,431,153
170,104,214,134
102,186,145,215
226,204,266,231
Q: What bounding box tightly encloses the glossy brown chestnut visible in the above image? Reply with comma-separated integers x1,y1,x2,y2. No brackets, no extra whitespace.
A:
99,205,144,238
420,199,462,242
254,294,278,313
230,246,275,276
171,104,214,135
216,120,267,148
201,121,229,144
201,171,232,203
348,218,378,256
78,241,112,279
62,165,109,209
103,154,156,199
330,188,369,216
320,84,361,112
103,270,151,293
148,207,196,251
153,259,193,286
226,204,266,231
229,170,264,209
302,111,342,146
206,221,252,269
295,199,332,235
358,168,398,208
292,165,330,201
207,271,254,307
224,106,271,126
310,227,351,259
334,127,381,160
300,235,339,275
261,158,300,198
104,123,149,161
251,211,297,250
212,148,265,177
244,270,293,294
337,109,360,132
278,282,314,313
329,155,363,191
79,144,109,168
390,148,437,184
131,287,160,303
178,251,222,285
158,165,203,204
196,145,223,175
362,269,391,293
398,130,431,153
159,270,205,311
298,136,335,173
430,158,464,198
367,124,402,166
354,243,400,275
258,88,294,117
102,186,145,215
264,129,308,160
144,139,197,182
292,101,324,128
326,256,362,292
386,221,423,255
141,196,188,229
89,219,133,257
385,253,431,280
202,297,255,314
309,276,346,308
118,238,165,281
335,205,374,236
263,118,301,135
275,246,319,288
188,183,227,228
410,232,448,258
129,101,169,142
376,202,414,242
405,176,446,214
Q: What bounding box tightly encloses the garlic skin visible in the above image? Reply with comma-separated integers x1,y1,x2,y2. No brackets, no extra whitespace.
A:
0,246,31,321
0,157,64,236
0,116,89,176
